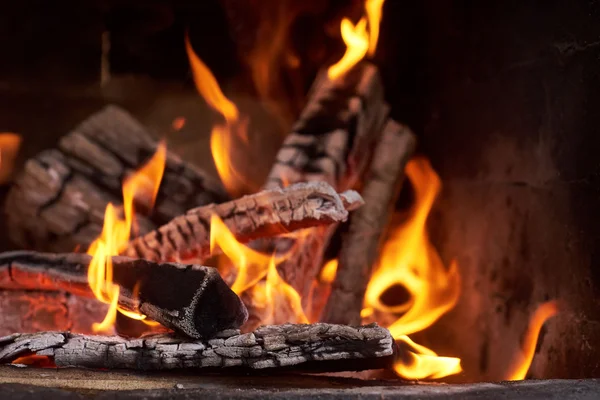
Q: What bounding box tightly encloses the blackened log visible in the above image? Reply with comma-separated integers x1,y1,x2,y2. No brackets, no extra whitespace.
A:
0,251,247,339
0,323,395,372
322,120,417,324
4,105,228,253
122,181,363,263
264,61,388,302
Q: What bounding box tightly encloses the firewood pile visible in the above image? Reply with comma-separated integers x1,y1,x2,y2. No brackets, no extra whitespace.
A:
0,58,416,373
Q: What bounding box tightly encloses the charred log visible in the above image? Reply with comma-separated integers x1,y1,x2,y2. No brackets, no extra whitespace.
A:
264,62,388,301
322,120,417,324
122,181,363,263
5,105,228,253
0,251,247,339
0,323,395,372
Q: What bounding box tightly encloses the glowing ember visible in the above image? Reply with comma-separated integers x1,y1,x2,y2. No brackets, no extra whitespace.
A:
87,142,167,333
0,132,22,185
11,355,55,368
363,157,462,379
365,0,386,56
185,35,252,197
504,301,559,380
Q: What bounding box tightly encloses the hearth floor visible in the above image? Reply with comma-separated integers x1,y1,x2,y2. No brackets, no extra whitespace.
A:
0,366,598,399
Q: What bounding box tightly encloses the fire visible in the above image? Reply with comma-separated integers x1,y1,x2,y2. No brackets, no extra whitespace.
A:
328,0,386,80
328,17,369,80
87,142,167,333
185,35,252,197
363,157,462,379
504,301,559,381
365,0,386,56
0,132,22,185
319,259,338,283
395,335,462,380
209,214,308,324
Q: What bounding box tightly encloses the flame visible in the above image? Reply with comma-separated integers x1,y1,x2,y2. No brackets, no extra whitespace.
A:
328,17,369,80
362,157,462,379
504,301,559,380
11,355,55,368
210,214,272,294
0,132,22,185
365,0,385,56
327,0,386,80
87,142,167,332
185,35,252,197
319,259,338,283
395,335,462,380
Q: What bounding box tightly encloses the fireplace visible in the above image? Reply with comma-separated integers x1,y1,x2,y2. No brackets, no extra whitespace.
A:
0,0,599,398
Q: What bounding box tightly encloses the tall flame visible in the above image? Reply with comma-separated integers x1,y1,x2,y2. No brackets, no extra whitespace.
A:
504,301,559,380
185,35,251,197
328,18,369,80
365,0,386,56
87,142,167,333
328,0,386,80
363,157,462,379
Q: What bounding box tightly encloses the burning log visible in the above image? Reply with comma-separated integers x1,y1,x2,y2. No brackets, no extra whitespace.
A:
264,61,388,300
122,181,363,262
321,120,417,324
4,105,228,253
0,251,248,339
0,323,395,372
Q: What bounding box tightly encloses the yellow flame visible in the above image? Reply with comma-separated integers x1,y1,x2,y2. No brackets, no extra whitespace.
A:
362,157,461,379
319,259,338,283
395,335,462,380
210,214,272,294
328,17,369,80
365,0,385,56
504,301,559,380
0,132,22,185
87,142,167,333
185,35,252,197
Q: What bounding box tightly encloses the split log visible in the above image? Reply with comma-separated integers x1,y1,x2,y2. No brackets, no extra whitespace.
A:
321,120,417,324
0,323,395,372
122,181,363,263
4,105,228,253
0,251,248,339
264,61,388,301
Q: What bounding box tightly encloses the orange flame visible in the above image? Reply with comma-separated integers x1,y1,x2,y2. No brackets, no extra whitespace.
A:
185,35,251,197
209,214,308,324
395,335,462,380
0,132,22,185
365,0,386,56
327,0,386,80
328,17,369,80
319,259,338,283
11,355,55,368
363,157,462,379
87,142,167,333
504,301,559,380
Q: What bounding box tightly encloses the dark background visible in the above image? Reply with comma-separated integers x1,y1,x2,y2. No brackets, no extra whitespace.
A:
0,0,599,381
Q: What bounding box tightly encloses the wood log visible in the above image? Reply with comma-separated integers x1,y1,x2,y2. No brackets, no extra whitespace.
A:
321,120,417,324
0,323,395,372
263,61,389,302
0,290,108,336
122,181,363,263
4,105,228,253
0,251,248,339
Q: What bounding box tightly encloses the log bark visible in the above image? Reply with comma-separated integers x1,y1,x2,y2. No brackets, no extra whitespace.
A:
4,105,228,253
0,323,395,372
0,251,247,339
122,181,363,263
263,62,388,302
321,120,417,324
